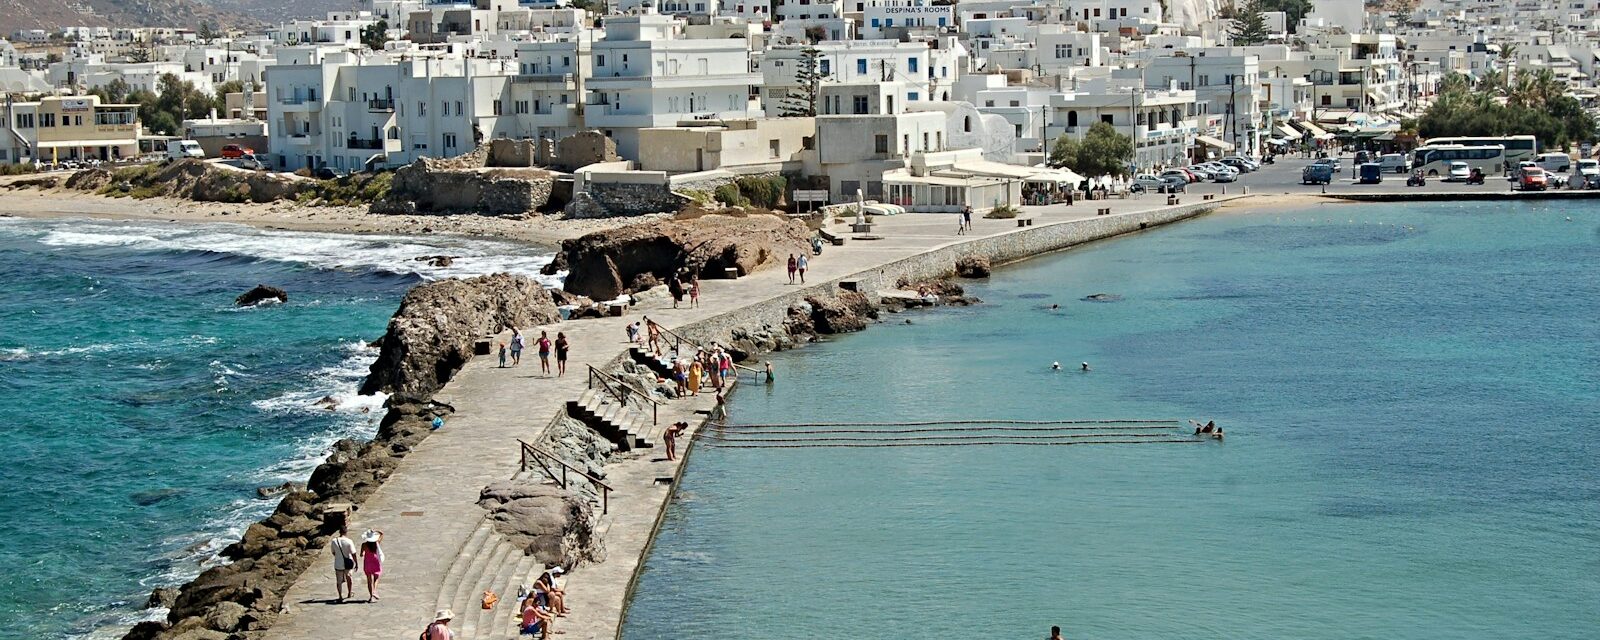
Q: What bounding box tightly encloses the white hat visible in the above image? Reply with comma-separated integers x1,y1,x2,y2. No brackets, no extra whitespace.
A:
549,566,565,575
362,530,381,543
434,608,455,621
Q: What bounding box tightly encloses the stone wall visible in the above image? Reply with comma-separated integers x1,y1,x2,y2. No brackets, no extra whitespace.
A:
569,182,690,219
375,158,557,216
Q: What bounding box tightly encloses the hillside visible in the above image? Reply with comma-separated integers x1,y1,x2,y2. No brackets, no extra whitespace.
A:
0,0,269,33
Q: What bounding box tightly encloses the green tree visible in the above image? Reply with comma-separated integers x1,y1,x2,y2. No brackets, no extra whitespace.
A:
1229,0,1271,46
1049,122,1134,178
1258,0,1312,32
779,48,821,118
361,20,390,51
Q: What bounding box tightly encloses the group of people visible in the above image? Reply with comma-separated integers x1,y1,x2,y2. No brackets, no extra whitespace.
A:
668,344,737,398
786,253,810,284
956,205,974,235
1192,420,1224,439
499,329,570,376
418,565,570,640
666,269,700,309
329,526,384,603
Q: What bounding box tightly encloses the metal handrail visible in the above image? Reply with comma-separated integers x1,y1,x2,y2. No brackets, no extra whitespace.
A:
587,363,659,425
643,317,761,375
519,440,611,514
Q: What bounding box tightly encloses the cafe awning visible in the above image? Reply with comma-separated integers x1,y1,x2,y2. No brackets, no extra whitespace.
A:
1195,135,1235,151
1277,124,1301,139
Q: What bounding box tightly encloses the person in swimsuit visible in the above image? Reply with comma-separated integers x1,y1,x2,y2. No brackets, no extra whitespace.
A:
536,331,552,375
360,529,384,602
787,254,798,284
664,421,687,461
521,597,553,638
689,275,700,308
554,332,569,376
1048,626,1065,640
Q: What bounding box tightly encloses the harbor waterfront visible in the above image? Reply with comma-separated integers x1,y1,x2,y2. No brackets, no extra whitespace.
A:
626,200,1600,639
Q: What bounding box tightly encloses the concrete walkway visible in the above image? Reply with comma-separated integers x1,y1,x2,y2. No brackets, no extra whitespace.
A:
264,193,1249,640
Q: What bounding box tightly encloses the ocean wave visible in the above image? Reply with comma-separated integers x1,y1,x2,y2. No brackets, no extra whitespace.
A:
4,335,220,361
16,218,561,284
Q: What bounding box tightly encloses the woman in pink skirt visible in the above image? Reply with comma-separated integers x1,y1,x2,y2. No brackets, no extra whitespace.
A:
360,529,385,602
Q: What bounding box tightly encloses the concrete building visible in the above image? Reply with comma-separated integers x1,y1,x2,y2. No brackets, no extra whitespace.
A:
637,117,814,173
0,95,140,164
1043,78,1200,171
760,40,933,115
814,80,946,200
861,0,954,40
1144,51,1262,156
584,10,760,158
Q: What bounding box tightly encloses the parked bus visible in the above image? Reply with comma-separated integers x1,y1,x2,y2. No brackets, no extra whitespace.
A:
1421,135,1538,164
1412,145,1507,177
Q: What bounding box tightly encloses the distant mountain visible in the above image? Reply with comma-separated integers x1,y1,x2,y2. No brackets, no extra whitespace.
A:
0,0,273,34
207,0,354,24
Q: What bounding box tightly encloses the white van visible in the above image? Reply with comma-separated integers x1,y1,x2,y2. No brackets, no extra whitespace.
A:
166,140,205,161
1377,153,1411,173
1534,152,1571,173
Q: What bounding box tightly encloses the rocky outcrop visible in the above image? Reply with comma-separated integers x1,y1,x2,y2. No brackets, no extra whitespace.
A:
73,160,312,204
360,274,560,398
955,255,992,278
478,481,605,569
549,214,810,301
235,284,287,307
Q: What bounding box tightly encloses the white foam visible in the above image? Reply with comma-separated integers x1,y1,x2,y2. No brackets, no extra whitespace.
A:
15,218,562,283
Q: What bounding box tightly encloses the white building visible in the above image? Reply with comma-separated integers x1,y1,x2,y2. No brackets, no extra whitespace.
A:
861,0,954,40
1044,78,1200,172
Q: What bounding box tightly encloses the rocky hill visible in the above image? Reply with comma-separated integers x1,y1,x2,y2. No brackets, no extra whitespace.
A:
0,0,278,32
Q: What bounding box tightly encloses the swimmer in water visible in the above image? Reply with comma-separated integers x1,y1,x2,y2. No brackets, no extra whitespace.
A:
1080,362,1090,372
1051,362,1062,371
1050,304,1060,310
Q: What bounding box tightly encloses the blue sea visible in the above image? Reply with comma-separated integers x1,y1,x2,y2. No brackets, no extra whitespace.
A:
624,201,1600,639
0,217,555,639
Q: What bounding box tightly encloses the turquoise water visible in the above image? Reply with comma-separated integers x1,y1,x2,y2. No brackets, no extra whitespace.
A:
0,218,554,639
624,202,1600,639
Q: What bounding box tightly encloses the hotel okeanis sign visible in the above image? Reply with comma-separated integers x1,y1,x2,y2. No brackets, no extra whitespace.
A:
60,98,93,113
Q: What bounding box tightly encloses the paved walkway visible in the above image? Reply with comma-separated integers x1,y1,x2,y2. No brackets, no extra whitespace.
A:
265,193,1248,640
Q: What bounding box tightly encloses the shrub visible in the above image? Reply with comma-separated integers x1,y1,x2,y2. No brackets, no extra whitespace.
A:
734,175,787,209
984,204,1021,219
0,163,38,176
714,183,748,206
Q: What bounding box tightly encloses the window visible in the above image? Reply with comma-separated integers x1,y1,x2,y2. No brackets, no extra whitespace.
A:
853,95,869,114
908,58,919,73
597,55,606,67
963,116,971,132
15,113,32,128
493,100,503,115
874,134,888,153
769,139,780,158
1198,74,1209,86
857,58,867,74
419,102,427,116
1010,100,1019,107
820,59,830,74
1055,44,1068,59
444,133,458,148
455,101,463,116
40,113,54,127
908,92,919,100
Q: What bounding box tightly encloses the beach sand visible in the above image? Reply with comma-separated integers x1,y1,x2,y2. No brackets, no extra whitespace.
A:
0,175,661,246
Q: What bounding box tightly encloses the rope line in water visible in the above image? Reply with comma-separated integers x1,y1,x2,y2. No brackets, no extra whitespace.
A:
709,425,1180,435
704,439,1209,449
712,419,1180,429
704,433,1183,443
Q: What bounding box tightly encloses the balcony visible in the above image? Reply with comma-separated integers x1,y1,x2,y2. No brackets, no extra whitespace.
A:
286,133,318,146
513,72,574,88
367,98,394,112
346,137,385,149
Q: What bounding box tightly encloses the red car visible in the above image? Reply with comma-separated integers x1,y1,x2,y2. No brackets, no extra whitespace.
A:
1518,167,1548,191
220,144,254,159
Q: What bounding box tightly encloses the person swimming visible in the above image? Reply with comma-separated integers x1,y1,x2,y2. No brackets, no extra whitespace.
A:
1080,362,1090,372
1051,362,1061,370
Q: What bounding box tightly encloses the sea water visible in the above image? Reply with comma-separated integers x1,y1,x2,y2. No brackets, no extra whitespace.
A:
0,218,555,639
624,201,1600,639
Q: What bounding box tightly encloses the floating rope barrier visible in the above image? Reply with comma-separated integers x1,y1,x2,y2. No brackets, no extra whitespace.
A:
708,424,1180,436
712,419,1181,429
704,432,1182,443
703,439,1209,449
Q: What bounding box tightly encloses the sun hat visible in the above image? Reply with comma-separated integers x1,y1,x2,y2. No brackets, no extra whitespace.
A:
434,608,454,621
363,530,381,543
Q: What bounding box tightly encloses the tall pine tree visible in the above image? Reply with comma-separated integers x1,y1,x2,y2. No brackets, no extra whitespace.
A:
1229,0,1271,46
779,48,822,118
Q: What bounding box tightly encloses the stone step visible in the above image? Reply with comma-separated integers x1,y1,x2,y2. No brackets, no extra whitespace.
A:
480,552,541,640
454,539,516,640
463,540,526,640
434,517,499,613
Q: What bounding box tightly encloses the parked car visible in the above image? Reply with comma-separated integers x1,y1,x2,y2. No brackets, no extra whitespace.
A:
1354,150,1372,165
223,153,266,171
1184,166,1215,180
1534,152,1572,173
219,144,254,159
1358,163,1384,184
1130,174,1185,193
1210,167,1238,183
1162,168,1198,184
165,139,205,161
1312,157,1342,172
1302,164,1334,185
1220,156,1259,172
1445,161,1472,182
1377,153,1411,173
1570,159,1600,189
1518,166,1549,191
1200,162,1238,179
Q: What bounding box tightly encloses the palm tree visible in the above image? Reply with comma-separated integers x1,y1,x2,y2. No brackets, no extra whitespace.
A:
1497,44,1518,93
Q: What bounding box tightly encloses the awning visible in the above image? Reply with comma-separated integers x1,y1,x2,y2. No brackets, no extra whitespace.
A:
1195,135,1235,151
1276,124,1300,139
1295,121,1335,140
35,139,135,147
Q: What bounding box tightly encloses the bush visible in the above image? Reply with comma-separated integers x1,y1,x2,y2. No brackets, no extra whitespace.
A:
734,175,787,209
0,163,38,176
984,205,1021,219
714,183,748,206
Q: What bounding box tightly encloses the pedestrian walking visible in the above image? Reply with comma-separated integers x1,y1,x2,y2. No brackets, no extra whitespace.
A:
360,529,384,602
786,254,798,284
689,274,700,308
509,329,524,366
498,342,508,368
329,526,357,603
796,254,808,283
646,318,663,355
962,205,973,232
536,331,552,375
668,271,685,308
554,332,569,376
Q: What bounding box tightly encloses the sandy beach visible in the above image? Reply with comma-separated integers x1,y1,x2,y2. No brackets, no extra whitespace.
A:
0,175,661,246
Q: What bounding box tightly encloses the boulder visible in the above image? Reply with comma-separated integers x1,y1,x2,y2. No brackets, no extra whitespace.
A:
955,255,992,278
478,481,605,569
360,274,560,398
556,214,810,301
415,255,455,268
804,291,877,334
203,601,248,632
146,587,180,609
235,285,287,307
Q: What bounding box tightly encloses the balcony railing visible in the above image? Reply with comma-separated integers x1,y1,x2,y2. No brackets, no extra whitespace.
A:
367,98,394,111
346,137,384,149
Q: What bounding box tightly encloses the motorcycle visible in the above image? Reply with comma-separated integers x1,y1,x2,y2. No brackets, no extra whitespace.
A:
1466,169,1486,185
1406,172,1426,187
1263,155,1276,165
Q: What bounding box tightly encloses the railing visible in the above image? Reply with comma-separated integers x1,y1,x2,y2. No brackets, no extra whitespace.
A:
643,317,761,376
518,440,612,514
346,137,384,149
367,98,394,111
586,363,660,425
